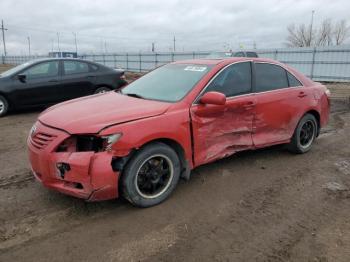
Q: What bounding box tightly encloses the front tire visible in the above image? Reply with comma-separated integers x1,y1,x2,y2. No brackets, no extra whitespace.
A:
121,142,181,207
288,114,318,154
0,95,9,117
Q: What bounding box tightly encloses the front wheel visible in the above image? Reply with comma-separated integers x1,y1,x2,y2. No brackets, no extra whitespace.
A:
288,114,318,154
121,142,181,207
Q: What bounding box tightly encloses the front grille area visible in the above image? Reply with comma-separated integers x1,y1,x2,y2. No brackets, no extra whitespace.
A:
30,132,57,150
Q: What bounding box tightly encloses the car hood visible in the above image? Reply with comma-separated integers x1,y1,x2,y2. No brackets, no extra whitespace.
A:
39,92,171,134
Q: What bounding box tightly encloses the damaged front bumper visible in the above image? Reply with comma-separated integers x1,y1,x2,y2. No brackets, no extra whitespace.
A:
27,121,120,201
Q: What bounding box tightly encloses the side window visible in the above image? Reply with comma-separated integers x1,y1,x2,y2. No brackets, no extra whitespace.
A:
287,72,302,87
90,64,99,72
246,52,258,58
24,61,59,79
205,62,252,97
255,63,288,92
233,52,245,57
63,61,90,75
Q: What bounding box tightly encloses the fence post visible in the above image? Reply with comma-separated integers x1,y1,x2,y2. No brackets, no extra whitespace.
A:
155,53,158,68
1,55,4,64
274,50,278,60
126,53,129,71
103,54,106,65
192,52,195,59
139,53,142,72
114,54,117,68
171,52,174,62
310,47,316,80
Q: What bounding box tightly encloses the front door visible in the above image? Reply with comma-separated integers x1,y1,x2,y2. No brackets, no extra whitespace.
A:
15,60,61,106
190,61,256,166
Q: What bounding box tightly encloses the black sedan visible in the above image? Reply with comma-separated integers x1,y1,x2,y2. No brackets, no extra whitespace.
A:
0,58,127,116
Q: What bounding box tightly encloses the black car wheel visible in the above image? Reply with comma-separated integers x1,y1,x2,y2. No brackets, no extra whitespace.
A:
121,142,181,207
94,87,111,94
0,95,9,117
288,113,318,154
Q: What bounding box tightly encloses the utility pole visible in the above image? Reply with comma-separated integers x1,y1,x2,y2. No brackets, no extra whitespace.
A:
309,10,315,46
72,32,78,54
1,20,8,56
104,41,108,54
173,36,176,52
27,36,31,56
57,32,60,53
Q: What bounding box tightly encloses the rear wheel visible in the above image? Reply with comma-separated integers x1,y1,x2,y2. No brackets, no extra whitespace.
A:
288,114,318,154
94,86,111,94
121,142,181,207
0,95,9,117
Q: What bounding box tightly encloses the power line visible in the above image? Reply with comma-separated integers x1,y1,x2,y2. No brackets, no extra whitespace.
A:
1,20,8,56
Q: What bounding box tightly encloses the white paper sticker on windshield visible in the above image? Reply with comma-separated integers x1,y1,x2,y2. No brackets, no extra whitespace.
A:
184,66,207,72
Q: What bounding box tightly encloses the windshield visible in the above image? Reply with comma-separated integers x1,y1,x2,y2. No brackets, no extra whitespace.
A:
121,64,212,102
0,62,32,77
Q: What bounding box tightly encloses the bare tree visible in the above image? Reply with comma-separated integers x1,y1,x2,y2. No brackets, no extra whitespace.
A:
333,19,349,45
286,19,349,47
315,19,333,46
286,23,313,47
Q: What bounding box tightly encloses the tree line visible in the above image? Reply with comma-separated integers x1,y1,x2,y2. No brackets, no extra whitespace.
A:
286,19,349,47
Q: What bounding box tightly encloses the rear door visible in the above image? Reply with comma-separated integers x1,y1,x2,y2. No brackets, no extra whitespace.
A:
15,60,61,106
190,62,256,166
59,60,95,101
252,62,309,147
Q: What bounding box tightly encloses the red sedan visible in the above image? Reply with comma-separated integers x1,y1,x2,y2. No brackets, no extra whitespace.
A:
27,57,330,207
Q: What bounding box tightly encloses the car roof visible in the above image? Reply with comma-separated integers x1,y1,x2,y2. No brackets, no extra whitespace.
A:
173,57,280,66
29,57,94,63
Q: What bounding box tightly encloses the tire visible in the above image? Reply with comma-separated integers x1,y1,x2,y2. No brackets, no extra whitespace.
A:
288,113,318,154
0,95,9,117
94,86,111,94
121,142,181,207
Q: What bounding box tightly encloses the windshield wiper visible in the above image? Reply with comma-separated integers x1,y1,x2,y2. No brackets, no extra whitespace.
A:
123,93,145,99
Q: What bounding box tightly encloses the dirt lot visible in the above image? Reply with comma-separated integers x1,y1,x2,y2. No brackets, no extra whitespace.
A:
1,65,350,261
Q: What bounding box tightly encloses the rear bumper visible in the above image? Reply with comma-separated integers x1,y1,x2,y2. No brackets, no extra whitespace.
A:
28,121,119,201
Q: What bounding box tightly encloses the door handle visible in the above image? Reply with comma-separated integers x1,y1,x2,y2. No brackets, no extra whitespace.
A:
243,101,256,109
298,91,307,98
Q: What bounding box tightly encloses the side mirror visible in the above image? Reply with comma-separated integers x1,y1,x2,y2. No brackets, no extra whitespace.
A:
199,91,226,105
17,74,26,83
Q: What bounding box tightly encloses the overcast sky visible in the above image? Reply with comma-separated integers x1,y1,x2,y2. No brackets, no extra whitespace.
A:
0,0,349,55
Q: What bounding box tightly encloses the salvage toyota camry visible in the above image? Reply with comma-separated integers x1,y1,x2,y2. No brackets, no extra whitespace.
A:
27,57,330,207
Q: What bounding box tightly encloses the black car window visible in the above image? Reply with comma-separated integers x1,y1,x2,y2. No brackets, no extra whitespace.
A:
246,52,258,58
205,62,252,97
233,52,245,57
255,63,288,92
287,71,302,87
23,61,59,79
63,61,90,75
90,64,99,72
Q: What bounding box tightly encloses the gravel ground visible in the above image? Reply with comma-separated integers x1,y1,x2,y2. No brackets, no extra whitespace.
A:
1,65,350,261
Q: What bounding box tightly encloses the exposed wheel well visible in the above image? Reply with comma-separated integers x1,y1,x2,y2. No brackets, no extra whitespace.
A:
112,138,189,179
305,110,320,136
142,138,187,173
